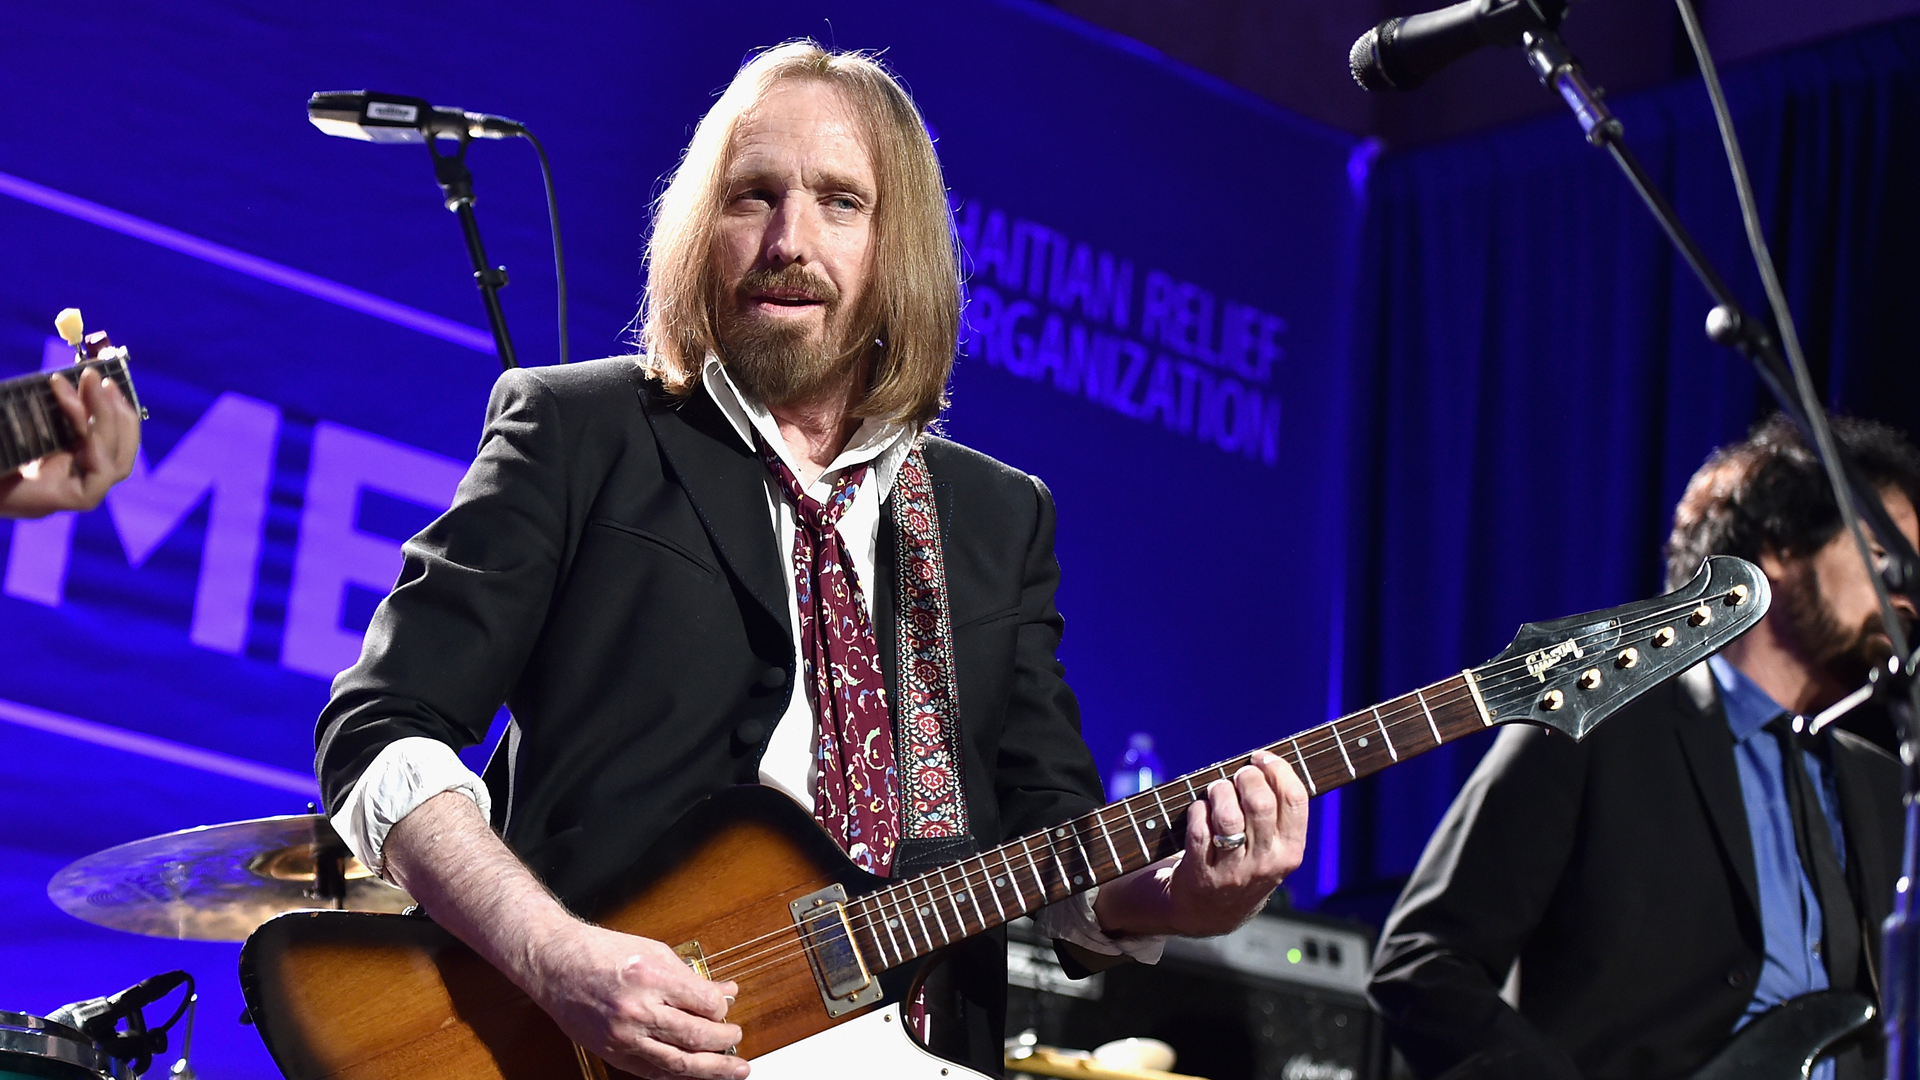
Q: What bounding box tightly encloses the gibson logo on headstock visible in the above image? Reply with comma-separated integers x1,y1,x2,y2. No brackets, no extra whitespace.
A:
1525,639,1585,682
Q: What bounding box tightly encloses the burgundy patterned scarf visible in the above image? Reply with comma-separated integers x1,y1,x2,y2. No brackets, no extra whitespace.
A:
759,439,968,877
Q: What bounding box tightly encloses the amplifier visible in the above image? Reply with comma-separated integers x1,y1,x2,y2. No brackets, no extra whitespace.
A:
1007,909,1385,1080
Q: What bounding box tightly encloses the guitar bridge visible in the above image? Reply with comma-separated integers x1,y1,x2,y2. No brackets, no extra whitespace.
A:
791,884,883,1017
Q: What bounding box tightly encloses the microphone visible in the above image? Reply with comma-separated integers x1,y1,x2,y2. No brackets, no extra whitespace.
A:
1349,0,1566,91
50,970,194,1076
307,90,525,144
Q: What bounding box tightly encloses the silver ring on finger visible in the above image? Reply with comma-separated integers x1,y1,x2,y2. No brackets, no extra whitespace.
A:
1210,831,1248,851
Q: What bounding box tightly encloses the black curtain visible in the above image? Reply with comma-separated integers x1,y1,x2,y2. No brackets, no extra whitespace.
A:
1331,17,1920,909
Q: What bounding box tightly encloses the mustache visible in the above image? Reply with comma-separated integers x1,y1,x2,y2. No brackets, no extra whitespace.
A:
734,263,841,305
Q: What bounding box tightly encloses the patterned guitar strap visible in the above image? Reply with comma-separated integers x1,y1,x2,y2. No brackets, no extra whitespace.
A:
884,440,974,1047
887,440,975,873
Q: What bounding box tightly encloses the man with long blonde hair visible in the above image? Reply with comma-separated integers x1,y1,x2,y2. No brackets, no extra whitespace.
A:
316,42,1307,1079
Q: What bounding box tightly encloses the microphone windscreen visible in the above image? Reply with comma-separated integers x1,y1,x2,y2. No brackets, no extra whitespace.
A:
1349,21,1401,92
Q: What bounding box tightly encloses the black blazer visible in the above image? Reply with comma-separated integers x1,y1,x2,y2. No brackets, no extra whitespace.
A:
316,359,1104,1072
1367,663,1904,1080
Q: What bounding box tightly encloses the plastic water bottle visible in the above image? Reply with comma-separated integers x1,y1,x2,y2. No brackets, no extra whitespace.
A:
1107,732,1165,801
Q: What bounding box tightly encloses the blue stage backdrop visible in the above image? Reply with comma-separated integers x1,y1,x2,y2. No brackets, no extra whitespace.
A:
0,3,1358,1073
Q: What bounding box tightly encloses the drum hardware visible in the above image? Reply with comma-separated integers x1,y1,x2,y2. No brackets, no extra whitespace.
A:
0,1011,134,1080
45,971,193,1078
32,811,397,1075
46,815,415,942
165,994,195,1080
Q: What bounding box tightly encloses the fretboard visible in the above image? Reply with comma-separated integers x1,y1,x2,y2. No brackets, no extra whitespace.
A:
843,671,1492,972
0,359,137,475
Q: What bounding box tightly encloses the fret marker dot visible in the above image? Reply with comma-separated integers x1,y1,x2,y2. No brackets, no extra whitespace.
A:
1073,874,1084,885
1357,737,1368,747
1145,819,1157,830
1056,828,1067,838
921,907,932,916
994,877,1006,887
888,918,899,928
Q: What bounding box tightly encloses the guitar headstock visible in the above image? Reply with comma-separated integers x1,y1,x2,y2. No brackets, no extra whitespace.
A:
53,307,148,420
1474,555,1769,740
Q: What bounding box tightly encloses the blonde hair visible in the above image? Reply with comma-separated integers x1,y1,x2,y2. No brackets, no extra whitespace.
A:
638,42,960,427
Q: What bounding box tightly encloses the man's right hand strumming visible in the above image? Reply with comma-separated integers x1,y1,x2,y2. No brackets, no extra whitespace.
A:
384,792,748,1080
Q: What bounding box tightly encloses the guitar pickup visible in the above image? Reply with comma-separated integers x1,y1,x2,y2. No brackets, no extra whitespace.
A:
791,884,883,1017
674,940,710,979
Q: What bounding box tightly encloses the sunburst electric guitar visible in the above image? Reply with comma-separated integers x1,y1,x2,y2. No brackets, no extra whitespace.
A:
239,556,1770,1080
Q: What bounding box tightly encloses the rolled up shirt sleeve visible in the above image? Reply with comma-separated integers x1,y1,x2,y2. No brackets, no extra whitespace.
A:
1033,886,1167,965
331,736,492,878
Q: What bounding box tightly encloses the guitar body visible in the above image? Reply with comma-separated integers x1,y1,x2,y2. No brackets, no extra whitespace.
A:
1688,991,1875,1080
241,787,890,1080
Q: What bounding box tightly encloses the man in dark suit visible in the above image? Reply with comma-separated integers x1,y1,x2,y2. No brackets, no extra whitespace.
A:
1368,415,1919,1080
314,43,1310,1080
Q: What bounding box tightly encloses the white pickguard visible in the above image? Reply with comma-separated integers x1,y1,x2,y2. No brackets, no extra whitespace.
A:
749,1004,992,1080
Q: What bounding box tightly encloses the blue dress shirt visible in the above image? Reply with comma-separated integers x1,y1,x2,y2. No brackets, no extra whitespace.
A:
1708,655,1849,1077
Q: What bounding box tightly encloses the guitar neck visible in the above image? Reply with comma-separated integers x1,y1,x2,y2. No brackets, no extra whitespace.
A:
0,358,138,475
847,671,1492,971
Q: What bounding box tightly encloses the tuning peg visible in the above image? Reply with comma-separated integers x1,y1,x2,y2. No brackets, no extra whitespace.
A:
54,308,85,347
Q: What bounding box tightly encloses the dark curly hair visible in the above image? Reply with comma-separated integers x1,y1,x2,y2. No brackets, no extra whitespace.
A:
1664,414,1920,590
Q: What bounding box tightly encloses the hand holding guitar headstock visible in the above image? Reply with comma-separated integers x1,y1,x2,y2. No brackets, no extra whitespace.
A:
0,308,145,519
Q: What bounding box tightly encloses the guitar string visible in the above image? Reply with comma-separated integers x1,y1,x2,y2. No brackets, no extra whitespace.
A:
706,589,1755,986
1,361,122,400
13,384,51,464
708,657,1587,987
0,359,117,398
1132,583,1756,803
836,583,1754,950
699,587,1752,981
0,360,122,468
710,678,1679,986
710,656,1542,983
0,379,50,452
700,586,1752,980
1246,585,1750,775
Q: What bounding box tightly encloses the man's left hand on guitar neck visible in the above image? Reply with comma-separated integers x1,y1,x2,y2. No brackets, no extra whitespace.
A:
0,367,139,519
1094,749,1310,939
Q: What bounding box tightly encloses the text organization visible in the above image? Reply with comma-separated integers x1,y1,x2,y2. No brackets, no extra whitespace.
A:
955,199,1286,465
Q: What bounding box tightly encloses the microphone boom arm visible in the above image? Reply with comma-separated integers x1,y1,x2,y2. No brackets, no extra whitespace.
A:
1518,29,1920,607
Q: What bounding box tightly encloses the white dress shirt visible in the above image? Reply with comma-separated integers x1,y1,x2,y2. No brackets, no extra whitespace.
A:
331,356,1160,962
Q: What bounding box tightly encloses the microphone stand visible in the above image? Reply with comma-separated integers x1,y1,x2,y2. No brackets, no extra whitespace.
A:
426,134,517,371
1518,28,1920,1075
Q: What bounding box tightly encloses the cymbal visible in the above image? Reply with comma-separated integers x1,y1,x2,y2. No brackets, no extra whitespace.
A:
47,814,416,942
